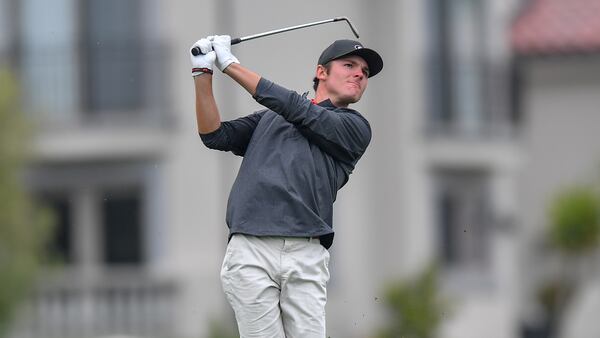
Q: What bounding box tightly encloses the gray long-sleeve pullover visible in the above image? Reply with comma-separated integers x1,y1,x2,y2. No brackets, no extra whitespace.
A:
200,78,371,249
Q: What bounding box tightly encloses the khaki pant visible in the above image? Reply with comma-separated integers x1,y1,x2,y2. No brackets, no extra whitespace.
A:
221,234,330,338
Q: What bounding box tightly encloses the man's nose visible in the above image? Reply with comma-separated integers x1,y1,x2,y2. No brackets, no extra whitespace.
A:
353,69,364,79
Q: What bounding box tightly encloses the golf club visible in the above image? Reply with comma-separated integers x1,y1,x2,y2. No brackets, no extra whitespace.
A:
191,16,360,56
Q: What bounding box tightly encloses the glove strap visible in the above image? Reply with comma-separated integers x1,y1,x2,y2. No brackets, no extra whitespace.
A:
192,67,213,75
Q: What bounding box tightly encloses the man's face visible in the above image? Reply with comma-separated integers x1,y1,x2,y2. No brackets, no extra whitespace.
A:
317,55,369,106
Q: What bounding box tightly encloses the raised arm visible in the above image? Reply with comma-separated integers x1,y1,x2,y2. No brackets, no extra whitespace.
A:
191,36,263,156
194,75,222,134
223,63,260,97
211,35,260,96
190,38,221,134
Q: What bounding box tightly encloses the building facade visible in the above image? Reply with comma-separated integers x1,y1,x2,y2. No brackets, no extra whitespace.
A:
512,0,600,337
0,0,535,337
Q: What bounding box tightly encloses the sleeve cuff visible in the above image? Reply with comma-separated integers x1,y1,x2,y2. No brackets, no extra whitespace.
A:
252,77,273,101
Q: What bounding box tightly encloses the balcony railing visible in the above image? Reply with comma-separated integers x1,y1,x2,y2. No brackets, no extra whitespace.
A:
425,53,518,140
14,42,170,128
10,271,178,338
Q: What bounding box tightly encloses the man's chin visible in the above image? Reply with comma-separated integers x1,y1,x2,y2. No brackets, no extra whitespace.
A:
341,94,362,105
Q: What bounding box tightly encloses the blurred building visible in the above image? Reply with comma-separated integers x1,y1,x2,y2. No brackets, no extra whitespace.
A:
3,0,596,337
512,0,600,337
3,0,178,337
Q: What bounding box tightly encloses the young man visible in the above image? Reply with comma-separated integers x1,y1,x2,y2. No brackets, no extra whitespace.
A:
191,36,383,337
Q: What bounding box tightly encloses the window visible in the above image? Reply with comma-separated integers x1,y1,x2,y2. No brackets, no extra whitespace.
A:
101,189,144,265
84,0,142,112
434,169,491,268
19,0,78,119
427,0,487,136
17,0,159,121
38,193,73,264
28,162,153,269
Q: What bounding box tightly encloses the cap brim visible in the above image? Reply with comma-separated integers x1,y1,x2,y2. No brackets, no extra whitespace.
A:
340,48,384,78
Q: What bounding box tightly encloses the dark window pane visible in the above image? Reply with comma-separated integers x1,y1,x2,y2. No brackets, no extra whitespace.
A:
101,191,144,265
438,191,457,264
84,0,141,111
38,194,72,263
427,0,486,135
428,0,454,125
434,170,491,267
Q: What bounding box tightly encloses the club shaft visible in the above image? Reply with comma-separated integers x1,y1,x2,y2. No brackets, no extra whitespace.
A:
235,17,358,44
236,18,333,43
191,17,358,55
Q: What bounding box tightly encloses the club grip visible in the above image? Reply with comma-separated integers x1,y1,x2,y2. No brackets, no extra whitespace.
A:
191,46,202,56
191,37,242,56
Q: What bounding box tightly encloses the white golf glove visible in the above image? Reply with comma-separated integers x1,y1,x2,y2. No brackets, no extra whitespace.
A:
210,35,240,72
190,38,216,77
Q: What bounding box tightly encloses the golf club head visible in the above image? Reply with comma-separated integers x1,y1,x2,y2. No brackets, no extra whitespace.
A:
334,16,360,39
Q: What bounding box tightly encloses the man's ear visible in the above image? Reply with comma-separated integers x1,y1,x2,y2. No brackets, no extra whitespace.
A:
316,64,328,81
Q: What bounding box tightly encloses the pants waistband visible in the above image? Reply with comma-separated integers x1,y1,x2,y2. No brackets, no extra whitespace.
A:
281,236,320,243
230,233,321,245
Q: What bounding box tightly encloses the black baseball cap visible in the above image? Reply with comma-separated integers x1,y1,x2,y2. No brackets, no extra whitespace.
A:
317,39,383,78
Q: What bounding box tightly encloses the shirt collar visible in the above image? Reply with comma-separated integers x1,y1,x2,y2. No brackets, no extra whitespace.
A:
311,98,338,109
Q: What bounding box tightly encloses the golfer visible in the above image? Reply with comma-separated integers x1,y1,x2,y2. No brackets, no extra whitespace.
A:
190,35,383,337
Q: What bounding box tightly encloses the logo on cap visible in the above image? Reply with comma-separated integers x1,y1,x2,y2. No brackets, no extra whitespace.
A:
354,45,363,50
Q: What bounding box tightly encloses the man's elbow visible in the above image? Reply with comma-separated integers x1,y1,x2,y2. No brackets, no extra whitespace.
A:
199,131,221,150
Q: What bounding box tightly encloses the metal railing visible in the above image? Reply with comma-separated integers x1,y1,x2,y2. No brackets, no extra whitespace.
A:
14,42,170,128
425,55,519,140
10,271,178,338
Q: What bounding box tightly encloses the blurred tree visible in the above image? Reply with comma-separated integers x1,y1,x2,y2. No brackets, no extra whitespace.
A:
207,318,238,338
0,69,50,337
534,186,600,337
549,187,600,255
376,264,450,338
